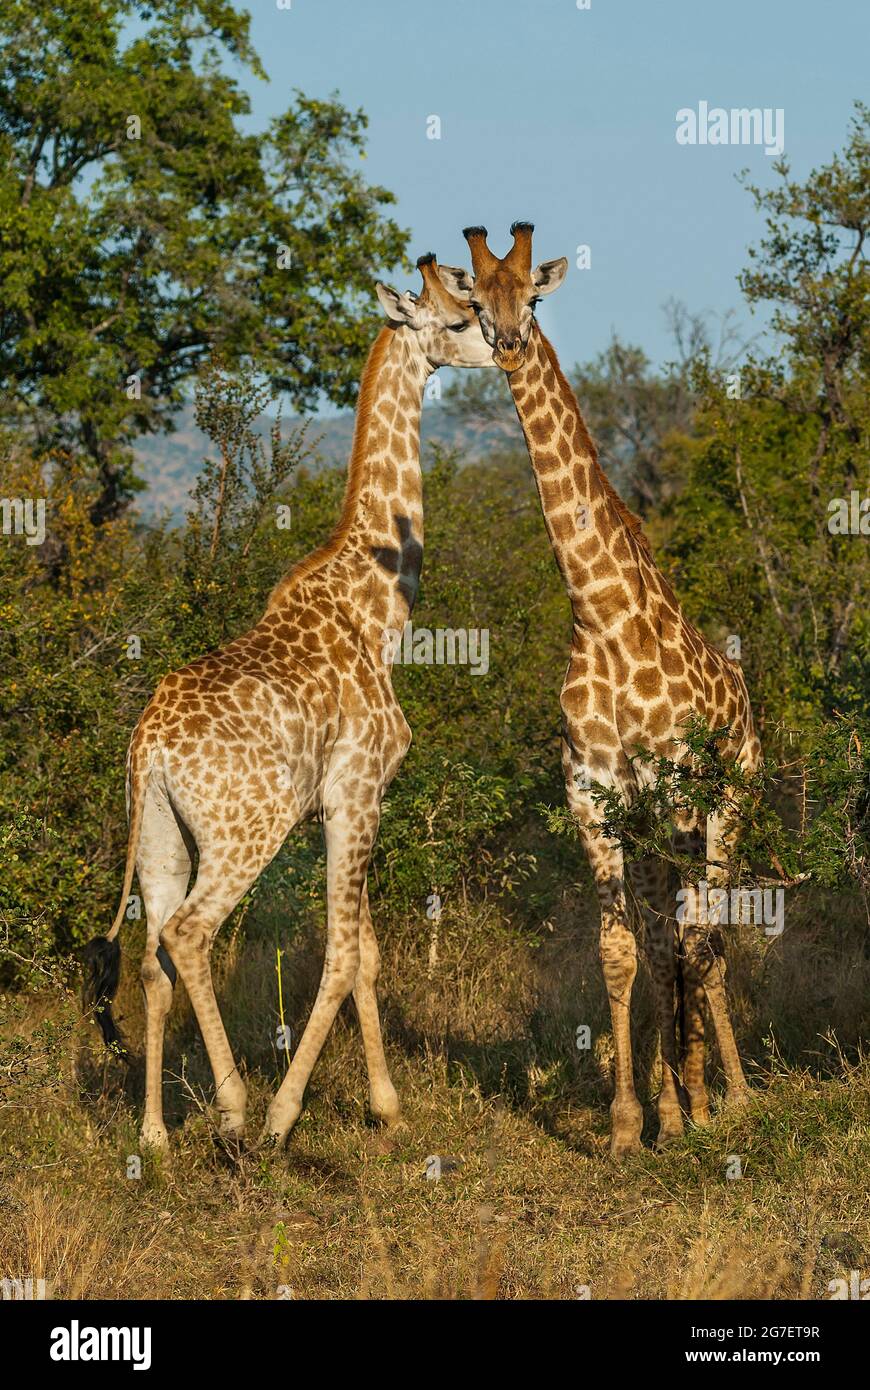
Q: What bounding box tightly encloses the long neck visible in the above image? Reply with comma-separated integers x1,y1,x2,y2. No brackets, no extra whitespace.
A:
269,325,431,653
508,326,651,631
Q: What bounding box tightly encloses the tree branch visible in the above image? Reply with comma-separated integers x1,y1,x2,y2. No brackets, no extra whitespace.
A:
734,445,794,637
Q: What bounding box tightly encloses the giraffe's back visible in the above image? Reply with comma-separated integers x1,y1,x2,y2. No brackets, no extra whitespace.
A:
131,571,412,845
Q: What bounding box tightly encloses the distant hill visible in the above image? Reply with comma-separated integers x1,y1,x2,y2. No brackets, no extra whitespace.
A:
132,398,519,523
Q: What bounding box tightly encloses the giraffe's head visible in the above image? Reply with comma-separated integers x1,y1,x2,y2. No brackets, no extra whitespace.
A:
450,222,568,371
375,254,494,370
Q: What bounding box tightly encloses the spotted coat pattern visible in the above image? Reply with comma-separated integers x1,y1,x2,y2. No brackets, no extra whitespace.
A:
104,263,493,1151
463,224,760,1156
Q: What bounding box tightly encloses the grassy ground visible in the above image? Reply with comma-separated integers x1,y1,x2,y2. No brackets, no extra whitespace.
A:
2,881,868,1301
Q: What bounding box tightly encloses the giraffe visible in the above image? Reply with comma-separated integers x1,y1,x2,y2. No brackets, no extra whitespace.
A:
447,222,761,1156
83,254,494,1153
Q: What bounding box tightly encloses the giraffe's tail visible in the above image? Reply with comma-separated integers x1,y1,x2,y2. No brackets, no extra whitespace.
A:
82,738,148,1057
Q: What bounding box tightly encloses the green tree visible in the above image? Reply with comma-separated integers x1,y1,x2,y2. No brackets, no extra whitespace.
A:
570,301,751,515
664,103,870,731
442,300,750,516
0,0,408,522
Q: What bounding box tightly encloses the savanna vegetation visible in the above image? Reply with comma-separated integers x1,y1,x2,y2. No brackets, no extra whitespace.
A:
0,3,867,1300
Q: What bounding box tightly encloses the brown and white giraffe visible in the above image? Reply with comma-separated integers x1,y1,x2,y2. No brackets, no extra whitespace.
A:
84,255,493,1152
448,223,760,1156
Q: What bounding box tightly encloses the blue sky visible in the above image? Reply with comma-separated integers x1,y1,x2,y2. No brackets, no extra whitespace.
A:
236,0,866,383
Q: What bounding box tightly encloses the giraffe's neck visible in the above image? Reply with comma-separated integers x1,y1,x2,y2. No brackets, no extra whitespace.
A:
508,326,651,632
270,326,432,655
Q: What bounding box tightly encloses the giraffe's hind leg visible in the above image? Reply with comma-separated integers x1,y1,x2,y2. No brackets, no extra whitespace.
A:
159,807,299,1142
672,820,709,1125
136,784,194,1150
628,857,684,1146
159,878,249,1139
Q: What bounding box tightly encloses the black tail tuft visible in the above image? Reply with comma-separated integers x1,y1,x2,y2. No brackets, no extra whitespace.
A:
82,936,127,1058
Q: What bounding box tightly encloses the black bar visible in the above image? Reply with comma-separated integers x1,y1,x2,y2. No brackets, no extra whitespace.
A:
4,1297,862,1375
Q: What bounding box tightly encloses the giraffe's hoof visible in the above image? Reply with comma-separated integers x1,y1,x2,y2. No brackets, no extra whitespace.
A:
684,1089,712,1126
256,1129,287,1156
609,1099,643,1158
369,1089,402,1129
369,1112,404,1146
262,1100,301,1149
215,1113,247,1166
139,1123,169,1153
655,1114,685,1149
721,1086,751,1113
218,1108,246,1136
610,1132,644,1160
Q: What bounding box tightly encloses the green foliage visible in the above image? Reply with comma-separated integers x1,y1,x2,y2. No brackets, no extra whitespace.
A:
444,300,749,518
661,105,869,734
546,715,869,894
0,0,408,520
0,99,867,1004
0,387,570,972
376,755,536,911
794,715,870,888
738,103,869,376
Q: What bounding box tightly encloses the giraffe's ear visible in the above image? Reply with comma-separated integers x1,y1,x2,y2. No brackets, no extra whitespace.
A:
436,264,474,300
376,282,426,326
531,257,568,295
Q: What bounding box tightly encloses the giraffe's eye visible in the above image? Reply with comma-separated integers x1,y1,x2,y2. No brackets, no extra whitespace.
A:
447,321,469,333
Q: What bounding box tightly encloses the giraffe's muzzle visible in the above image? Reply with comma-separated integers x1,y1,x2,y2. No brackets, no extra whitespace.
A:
493,336,525,371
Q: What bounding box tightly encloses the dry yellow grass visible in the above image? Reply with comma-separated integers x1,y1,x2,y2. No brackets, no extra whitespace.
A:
2,884,868,1301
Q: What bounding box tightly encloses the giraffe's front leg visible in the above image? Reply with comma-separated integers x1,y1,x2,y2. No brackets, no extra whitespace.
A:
673,821,710,1125
587,836,643,1157
628,858,684,1147
566,739,643,1158
680,962,711,1125
353,882,400,1127
263,802,376,1147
